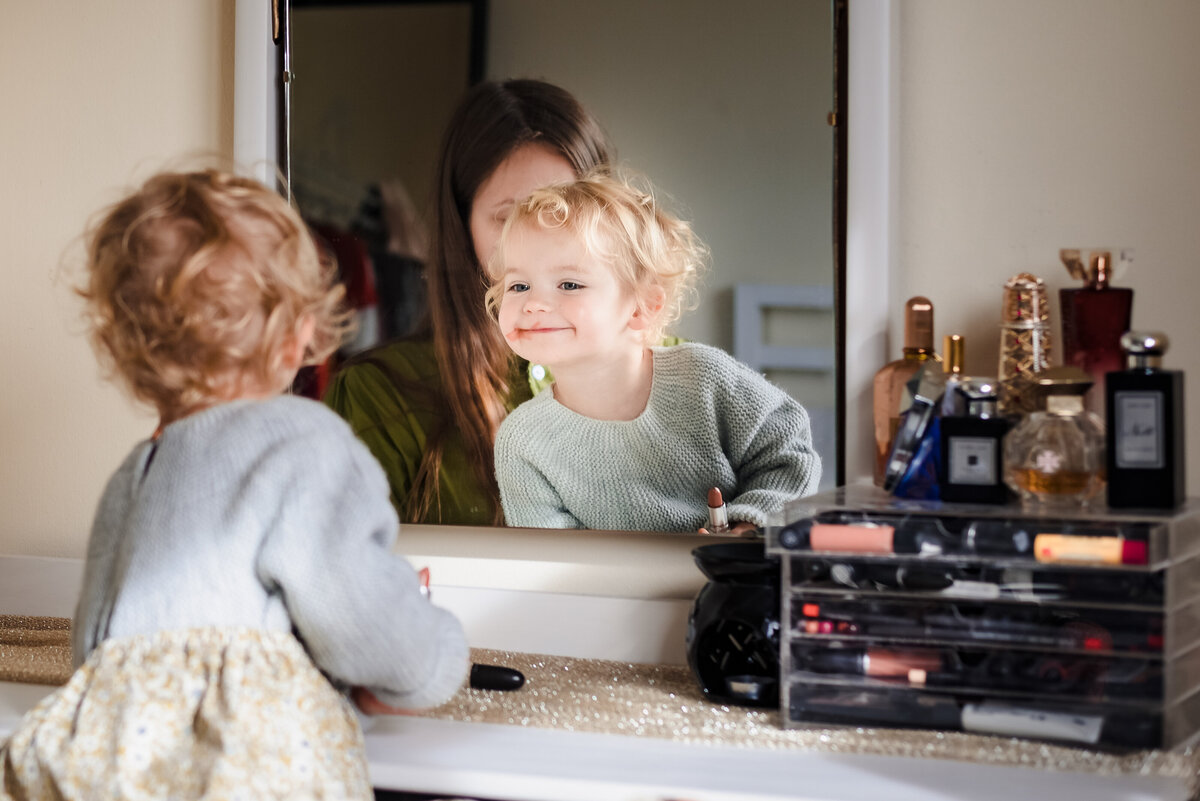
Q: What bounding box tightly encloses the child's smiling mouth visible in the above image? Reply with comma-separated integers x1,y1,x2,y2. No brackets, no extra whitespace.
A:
509,326,570,340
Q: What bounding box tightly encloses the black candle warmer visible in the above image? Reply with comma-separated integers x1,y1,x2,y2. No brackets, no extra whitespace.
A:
685,541,781,708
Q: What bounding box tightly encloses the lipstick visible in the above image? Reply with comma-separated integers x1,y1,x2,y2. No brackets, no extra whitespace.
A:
419,566,526,691
1033,533,1148,566
797,647,942,679
469,663,526,691
706,487,730,533
777,519,951,555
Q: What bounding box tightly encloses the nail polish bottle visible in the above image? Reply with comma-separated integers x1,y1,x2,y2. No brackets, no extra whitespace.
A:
1106,332,1186,508
939,378,1012,504
1060,248,1134,418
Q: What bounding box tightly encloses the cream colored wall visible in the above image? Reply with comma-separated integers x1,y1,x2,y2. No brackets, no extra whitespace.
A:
890,0,1200,494
0,2,235,558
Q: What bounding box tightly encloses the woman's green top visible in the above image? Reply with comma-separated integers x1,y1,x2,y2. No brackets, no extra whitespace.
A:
323,340,537,525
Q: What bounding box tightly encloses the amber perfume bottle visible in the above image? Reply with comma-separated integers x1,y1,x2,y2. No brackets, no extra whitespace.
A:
940,378,1011,504
873,297,937,486
1106,332,1186,508
1060,249,1134,418
1004,367,1105,508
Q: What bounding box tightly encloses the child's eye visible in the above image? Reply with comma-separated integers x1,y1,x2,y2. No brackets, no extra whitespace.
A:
506,282,529,293
559,281,583,291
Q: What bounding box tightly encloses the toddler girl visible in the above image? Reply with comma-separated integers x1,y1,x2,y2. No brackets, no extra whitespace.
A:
0,170,468,800
486,172,820,532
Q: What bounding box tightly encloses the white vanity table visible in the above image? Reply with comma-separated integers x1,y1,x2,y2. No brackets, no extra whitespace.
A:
1,530,1192,801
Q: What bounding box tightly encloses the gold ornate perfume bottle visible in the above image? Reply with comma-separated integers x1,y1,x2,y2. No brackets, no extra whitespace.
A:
872,297,937,486
998,273,1051,415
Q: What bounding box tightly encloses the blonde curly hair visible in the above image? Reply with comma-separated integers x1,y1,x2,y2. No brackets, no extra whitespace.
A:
79,170,351,419
485,170,706,344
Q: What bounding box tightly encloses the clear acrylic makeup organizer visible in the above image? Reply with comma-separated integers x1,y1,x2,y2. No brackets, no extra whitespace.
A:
765,485,1200,749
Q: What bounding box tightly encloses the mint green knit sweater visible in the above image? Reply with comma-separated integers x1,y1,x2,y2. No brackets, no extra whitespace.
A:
494,343,820,531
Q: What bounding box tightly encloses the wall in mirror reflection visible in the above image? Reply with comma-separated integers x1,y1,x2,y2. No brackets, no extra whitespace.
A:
291,0,837,488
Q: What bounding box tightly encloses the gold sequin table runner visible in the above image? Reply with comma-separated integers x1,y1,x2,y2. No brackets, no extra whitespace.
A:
0,616,72,686
3,616,1197,793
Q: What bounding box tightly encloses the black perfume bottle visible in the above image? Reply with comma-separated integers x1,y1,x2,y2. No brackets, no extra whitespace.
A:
1106,332,1186,508
939,378,1012,504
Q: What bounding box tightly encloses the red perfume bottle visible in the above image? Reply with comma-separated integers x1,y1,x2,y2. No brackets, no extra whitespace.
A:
1059,248,1133,418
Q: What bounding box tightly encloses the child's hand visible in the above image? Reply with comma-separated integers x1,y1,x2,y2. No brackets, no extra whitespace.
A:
698,521,759,536
352,686,416,716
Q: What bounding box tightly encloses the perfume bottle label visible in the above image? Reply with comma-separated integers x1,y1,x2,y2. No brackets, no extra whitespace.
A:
1114,391,1165,469
948,437,998,485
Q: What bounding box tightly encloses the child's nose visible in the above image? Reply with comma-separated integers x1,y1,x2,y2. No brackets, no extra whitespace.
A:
522,292,551,312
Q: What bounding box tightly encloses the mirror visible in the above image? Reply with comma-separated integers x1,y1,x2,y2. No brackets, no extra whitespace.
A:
282,0,842,526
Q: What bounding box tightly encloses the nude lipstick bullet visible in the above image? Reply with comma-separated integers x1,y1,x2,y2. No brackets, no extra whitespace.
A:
707,487,730,533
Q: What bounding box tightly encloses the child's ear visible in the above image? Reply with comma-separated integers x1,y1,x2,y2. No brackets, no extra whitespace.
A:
628,285,667,331
284,315,317,368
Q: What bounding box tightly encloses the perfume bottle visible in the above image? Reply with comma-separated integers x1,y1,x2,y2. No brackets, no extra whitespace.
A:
1004,367,1105,508
872,296,938,486
941,334,966,416
883,361,947,497
1106,332,1186,508
997,273,1051,416
1060,248,1134,418
939,378,1012,505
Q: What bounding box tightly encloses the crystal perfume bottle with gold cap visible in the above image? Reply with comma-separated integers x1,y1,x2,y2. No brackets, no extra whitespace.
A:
1060,248,1134,418
872,297,938,486
1003,367,1105,507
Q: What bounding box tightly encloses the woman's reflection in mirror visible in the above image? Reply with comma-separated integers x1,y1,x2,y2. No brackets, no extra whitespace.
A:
325,79,613,525
487,173,821,532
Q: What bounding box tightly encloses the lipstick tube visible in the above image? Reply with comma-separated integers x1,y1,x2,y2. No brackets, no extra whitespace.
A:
419,566,527,692
778,519,952,555
706,487,730,533
1033,533,1148,566
799,647,942,679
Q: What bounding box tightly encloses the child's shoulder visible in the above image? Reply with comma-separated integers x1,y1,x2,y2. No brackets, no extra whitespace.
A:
653,341,744,378
211,396,384,485
652,342,789,409
204,396,355,449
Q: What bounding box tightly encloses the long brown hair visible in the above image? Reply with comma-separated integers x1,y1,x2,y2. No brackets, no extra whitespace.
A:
398,79,612,523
